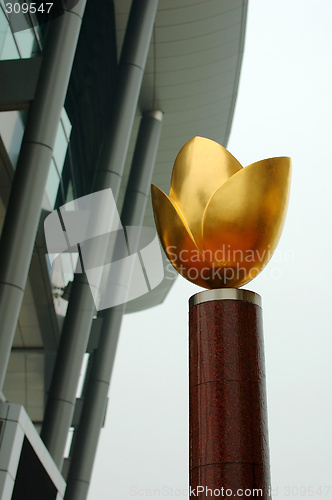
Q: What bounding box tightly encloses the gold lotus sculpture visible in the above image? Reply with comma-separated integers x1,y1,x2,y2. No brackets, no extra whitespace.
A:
151,136,291,289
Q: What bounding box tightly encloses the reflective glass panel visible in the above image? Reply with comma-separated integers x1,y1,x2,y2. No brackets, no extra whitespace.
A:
0,111,24,167
66,180,74,204
53,121,68,175
0,7,19,60
14,27,38,58
61,108,72,139
45,159,60,209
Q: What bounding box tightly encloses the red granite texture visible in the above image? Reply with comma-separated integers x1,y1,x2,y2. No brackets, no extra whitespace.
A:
190,464,270,499
189,299,271,499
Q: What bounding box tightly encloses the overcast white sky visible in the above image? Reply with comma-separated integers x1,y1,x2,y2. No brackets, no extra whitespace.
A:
89,1,332,498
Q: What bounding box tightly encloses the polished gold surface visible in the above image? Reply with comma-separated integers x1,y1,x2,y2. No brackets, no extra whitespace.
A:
169,137,242,250
151,136,291,289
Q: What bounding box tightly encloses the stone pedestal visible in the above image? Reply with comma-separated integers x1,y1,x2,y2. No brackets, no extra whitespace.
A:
189,289,271,499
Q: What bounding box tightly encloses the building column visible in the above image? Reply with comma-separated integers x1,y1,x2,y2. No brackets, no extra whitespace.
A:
64,110,163,500
0,1,87,393
41,0,159,468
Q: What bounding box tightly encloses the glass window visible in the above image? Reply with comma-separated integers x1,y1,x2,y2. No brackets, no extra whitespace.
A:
0,110,24,167
0,7,20,60
53,121,68,175
45,159,60,209
13,27,38,58
61,109,72,140
66,180,74,204
1,29,19,59
0,6,8,54
42,110,72,209
1,4,41,59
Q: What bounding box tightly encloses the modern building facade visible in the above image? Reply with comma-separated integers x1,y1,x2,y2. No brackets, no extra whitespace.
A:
0,0,247,498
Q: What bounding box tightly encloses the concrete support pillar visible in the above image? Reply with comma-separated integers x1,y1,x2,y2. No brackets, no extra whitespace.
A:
64,109,163,500
0,1,86,393
41,0,159,468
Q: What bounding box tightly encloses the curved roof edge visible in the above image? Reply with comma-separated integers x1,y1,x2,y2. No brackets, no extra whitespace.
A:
114,0,248,313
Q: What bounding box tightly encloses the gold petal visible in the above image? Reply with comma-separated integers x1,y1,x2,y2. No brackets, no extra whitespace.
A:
151,184,212,289
202,157,291,287
169,137,242,250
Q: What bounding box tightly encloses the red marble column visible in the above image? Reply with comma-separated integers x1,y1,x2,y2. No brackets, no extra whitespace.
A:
189,289,271,499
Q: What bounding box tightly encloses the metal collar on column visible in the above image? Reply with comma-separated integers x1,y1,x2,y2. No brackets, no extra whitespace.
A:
189,288,262,308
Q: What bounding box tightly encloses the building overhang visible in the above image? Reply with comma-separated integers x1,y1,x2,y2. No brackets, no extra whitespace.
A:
115,0,248,312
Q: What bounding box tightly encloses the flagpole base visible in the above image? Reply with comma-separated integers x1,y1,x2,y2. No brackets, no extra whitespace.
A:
189,289,271,499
